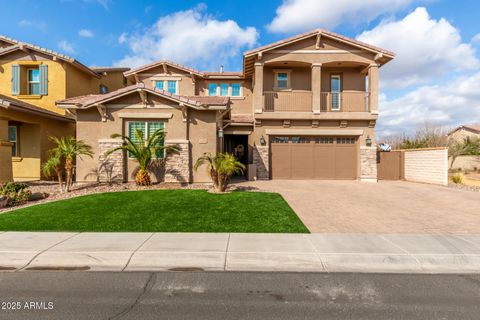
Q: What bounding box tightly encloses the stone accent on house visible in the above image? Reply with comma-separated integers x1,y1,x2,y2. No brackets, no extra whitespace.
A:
253,144,269,180
98,139,124,183
164,139,190,183
404,148,448,186
360,146,377,182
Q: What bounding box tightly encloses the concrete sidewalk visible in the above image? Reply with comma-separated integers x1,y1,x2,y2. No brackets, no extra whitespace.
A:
1,232,480,273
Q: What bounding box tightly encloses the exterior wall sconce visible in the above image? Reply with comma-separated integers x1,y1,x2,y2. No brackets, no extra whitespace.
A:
218,129,223,138
365,135,372,146
259,135,266,146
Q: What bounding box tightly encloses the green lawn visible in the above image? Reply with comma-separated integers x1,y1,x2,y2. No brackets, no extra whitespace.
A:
0,190,308,233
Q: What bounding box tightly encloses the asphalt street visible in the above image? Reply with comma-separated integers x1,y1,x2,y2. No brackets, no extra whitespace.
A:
1,271,480,319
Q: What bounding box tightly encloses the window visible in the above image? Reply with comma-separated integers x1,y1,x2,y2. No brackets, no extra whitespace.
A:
28,68,40,95
208,83,218,96
272,136,289,144
128,121,165,158
8,126,18,156
336,137,356,144
315,137,334,144
154,80,164,90
291,137,310,144
330,75,341,111
220,83,229,96
167,81,177,94
277,73,288,89
231,83,241,97
99,85,109,94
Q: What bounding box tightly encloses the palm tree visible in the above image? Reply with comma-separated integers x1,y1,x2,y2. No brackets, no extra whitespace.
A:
105,128,179,186
195,152,246,192
42,151,64,193
50,136,94,191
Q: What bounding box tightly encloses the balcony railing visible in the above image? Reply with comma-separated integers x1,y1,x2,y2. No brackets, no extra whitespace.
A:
264,91,312,112
320,92,369,112
263,91,369,112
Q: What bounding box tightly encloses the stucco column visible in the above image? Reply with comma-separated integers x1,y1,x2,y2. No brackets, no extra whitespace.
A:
0,116,13,182
253,62,264,114
368,64,379,114
311,63,322,114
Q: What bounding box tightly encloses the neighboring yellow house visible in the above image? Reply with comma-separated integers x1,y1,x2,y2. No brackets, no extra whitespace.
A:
0,35,128,182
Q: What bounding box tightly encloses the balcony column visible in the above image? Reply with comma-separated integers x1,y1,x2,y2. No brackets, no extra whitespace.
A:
368,63,379,114
253,62,264,114
311,63,322,114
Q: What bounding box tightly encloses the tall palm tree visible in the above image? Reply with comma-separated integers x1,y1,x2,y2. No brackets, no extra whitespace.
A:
106,128,179,186
195,152,246,192
42,151,64,193
50,136,94,191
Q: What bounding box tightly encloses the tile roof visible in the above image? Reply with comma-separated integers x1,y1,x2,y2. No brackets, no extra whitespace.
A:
244,29,395,57
450,124,480,135
0,94,74,121
56,83,230,108
0,35,100,78
231,114,254,123
91,66,131,73
124,60,205,77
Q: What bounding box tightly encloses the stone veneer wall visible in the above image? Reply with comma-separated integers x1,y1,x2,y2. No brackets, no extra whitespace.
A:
164,140,190,183
360,146,377,182
404,148,448,186
98,139,124,183
253,145,269,180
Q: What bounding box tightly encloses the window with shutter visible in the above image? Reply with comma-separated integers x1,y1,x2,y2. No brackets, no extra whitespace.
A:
39,64,48,95
11,65,20,95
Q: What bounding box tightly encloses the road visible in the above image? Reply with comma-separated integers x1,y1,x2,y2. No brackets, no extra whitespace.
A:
1,272,479,319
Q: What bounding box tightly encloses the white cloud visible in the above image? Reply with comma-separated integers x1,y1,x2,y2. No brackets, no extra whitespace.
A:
358,7,479,88
18,19,47,32
118,32,128,44
57,40,76,54
78,29,94,38
377,72,480,137
114,5,258,69
473,33,480,43
267,0,413,33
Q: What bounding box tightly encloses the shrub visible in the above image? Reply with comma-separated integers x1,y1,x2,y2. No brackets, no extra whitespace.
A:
451,173,464,184
0,182,32,206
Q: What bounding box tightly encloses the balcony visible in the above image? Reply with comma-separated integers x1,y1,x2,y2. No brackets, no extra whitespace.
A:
263,91,369,112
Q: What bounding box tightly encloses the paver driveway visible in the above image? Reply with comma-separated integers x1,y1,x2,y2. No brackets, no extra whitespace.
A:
239,180,480,234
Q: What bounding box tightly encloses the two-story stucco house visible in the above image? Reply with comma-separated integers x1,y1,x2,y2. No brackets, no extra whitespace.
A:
0,35,128,182
55,29,394,183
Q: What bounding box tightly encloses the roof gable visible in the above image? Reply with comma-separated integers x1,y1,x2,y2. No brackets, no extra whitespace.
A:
124,60,204,77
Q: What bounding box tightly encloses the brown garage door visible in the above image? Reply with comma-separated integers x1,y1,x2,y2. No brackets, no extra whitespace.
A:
271,136,358,180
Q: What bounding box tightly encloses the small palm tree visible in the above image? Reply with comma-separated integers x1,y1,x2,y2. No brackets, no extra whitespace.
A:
50,136,94,191
106,128,179,186
42,151,64,193
195,152,246,192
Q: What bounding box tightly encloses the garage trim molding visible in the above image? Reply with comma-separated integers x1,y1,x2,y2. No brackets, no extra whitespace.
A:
265,129,364,136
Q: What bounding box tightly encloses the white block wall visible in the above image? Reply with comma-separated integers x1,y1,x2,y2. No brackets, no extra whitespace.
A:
404,149,448,186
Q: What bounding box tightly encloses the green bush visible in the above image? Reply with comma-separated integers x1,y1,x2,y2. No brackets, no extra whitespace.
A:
0,182,31,206
451,173,464,184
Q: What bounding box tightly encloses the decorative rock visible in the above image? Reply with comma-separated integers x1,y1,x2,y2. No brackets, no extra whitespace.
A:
164,140,190,183
360,146,377,182
253,145,269,180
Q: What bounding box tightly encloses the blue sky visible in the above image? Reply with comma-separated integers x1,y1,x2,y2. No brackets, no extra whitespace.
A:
1,0,480,136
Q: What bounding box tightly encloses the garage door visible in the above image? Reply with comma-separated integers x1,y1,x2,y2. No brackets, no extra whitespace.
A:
271,136,358,180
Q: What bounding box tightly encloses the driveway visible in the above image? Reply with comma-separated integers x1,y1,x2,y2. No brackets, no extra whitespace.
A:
239,180,480,234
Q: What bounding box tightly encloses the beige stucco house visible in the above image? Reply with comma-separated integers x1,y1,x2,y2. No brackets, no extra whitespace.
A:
448,124,480,142
56,29,394,183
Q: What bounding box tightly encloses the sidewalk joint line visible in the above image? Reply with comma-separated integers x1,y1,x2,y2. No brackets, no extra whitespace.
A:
17,232,81,272
223,233,231,271
305,235,328,272
379,235,425,271
122,233,155,272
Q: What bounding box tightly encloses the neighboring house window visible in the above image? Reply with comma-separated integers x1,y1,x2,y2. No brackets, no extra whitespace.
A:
167,81,177,94
330,75,341,111
99,85,109,94
8,126,18,156
274,70,291,90
208,83,218,96
28,68,40,95
220,83,229,96
231,83,241,97
154,80,164,90
128,121,165,158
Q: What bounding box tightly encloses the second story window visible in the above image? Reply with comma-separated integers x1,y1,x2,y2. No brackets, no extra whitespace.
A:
208,83,217,96
167,81,177,94
154,80,164,90
220,84,229,96
274,70,291,90
28,68,40,95
231,83,241,97
99,85,109,94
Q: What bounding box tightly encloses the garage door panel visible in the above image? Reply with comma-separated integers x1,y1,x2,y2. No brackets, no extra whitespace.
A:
271,144,291,179
271,136,358,180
